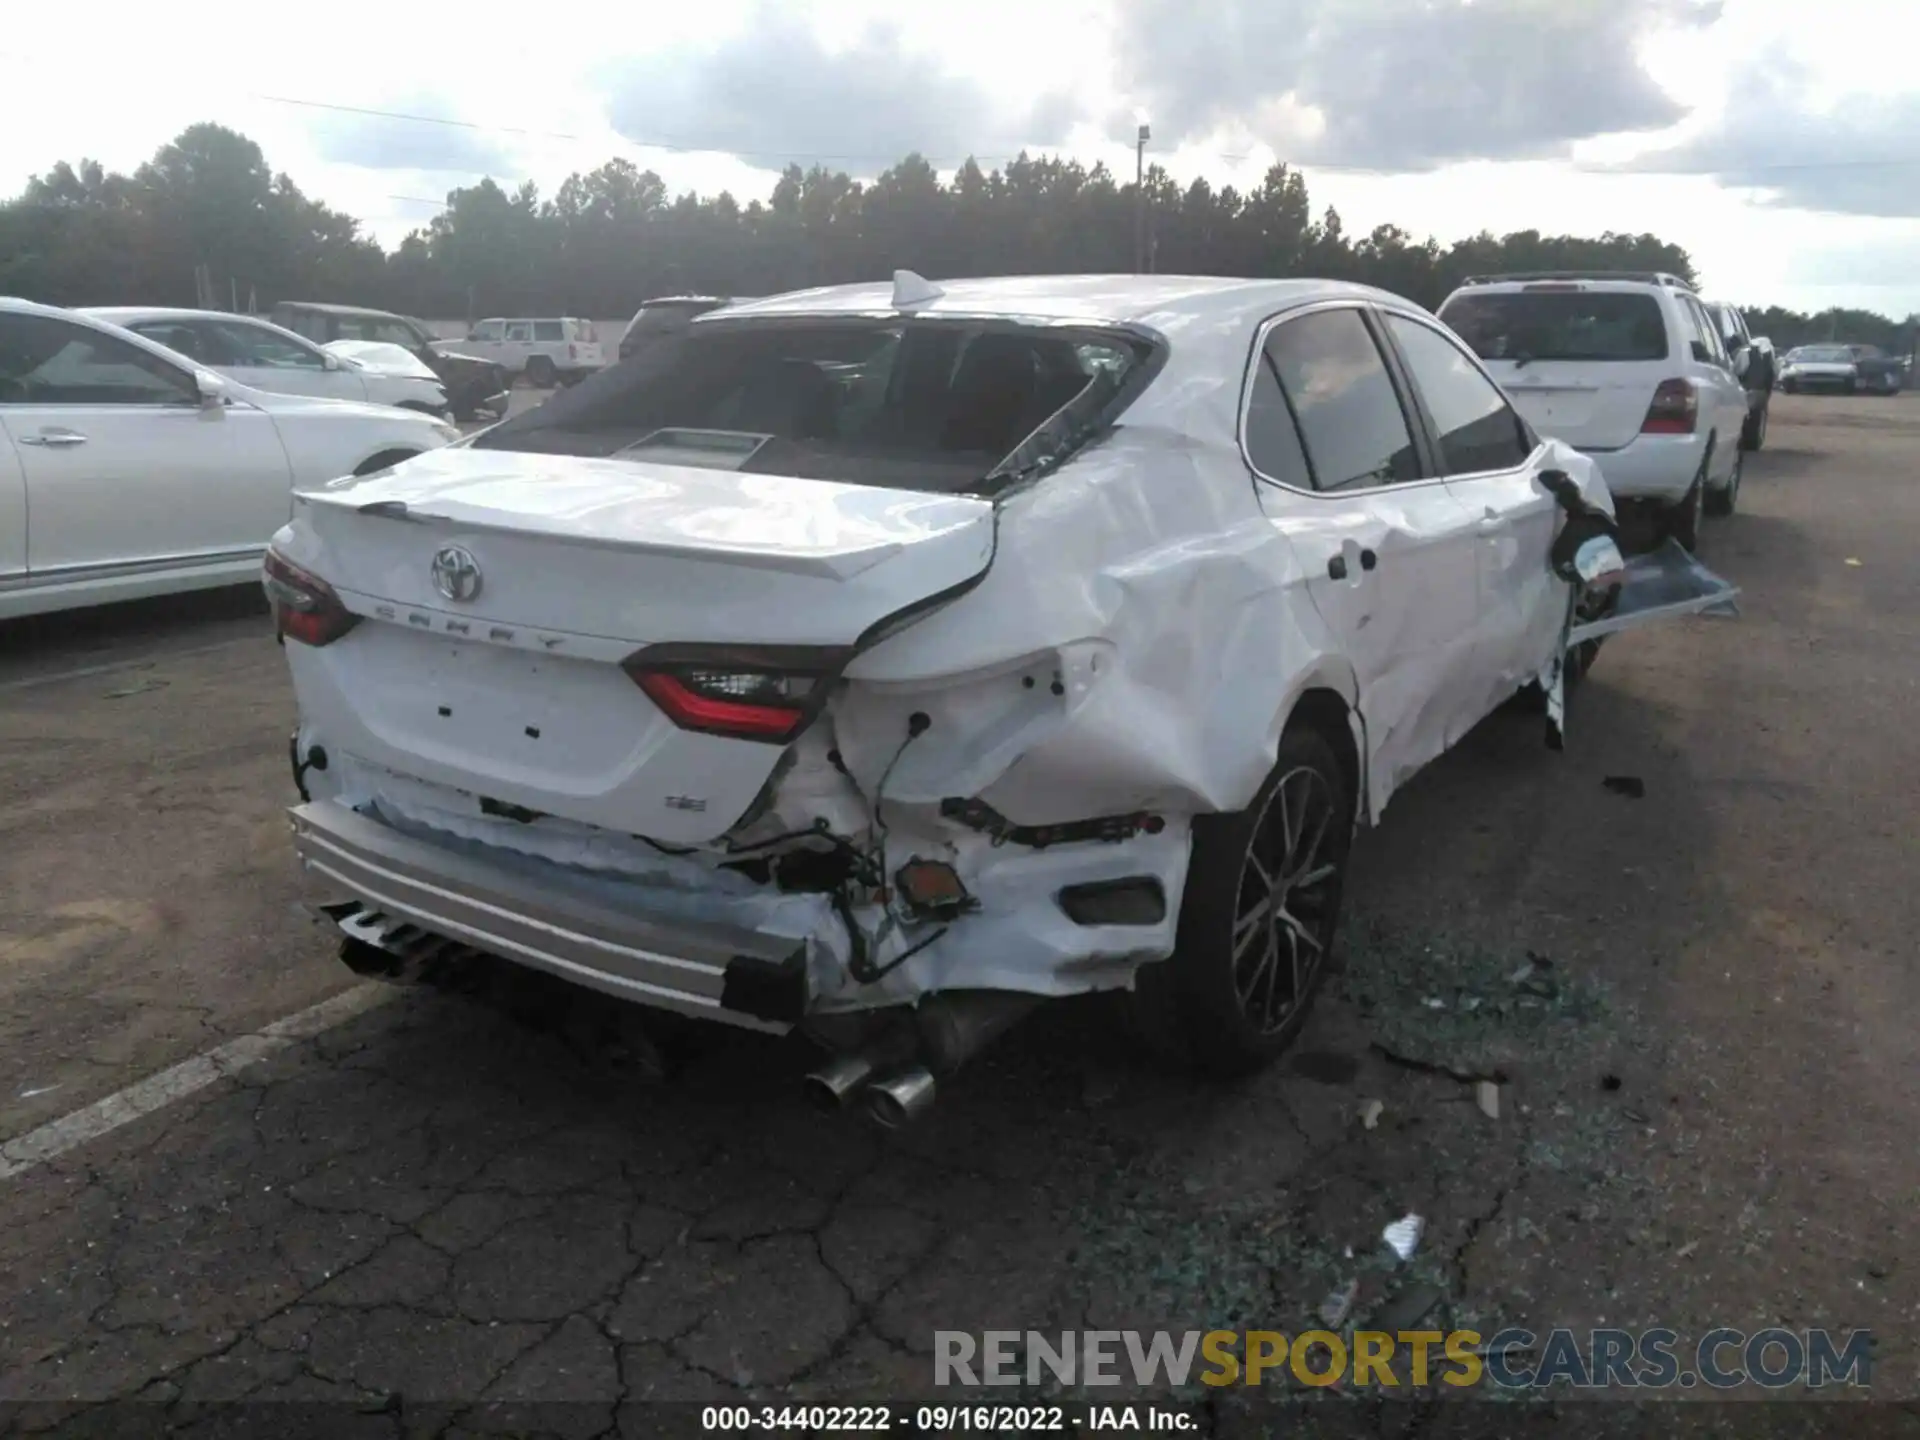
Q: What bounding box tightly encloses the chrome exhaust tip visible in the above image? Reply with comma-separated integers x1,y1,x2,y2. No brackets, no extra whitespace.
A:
802,1053,877,1113
864,1067,937,1129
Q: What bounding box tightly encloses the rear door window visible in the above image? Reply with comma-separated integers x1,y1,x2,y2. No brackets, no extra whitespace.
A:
1261,307,1421,491
533,321,565,343
0,315,195,406
1438,290,1671,363
1384,314,1532,475
1243,356,1314,491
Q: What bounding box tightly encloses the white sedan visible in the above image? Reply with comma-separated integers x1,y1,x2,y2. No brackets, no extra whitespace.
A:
80,307,451,416
1,298,459,621
270,273,1737,1122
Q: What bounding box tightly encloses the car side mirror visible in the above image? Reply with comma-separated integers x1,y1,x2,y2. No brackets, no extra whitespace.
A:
322,353,341,372
194,371,228,408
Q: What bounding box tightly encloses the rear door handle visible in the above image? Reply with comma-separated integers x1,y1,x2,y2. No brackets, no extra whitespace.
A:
20,429,87,447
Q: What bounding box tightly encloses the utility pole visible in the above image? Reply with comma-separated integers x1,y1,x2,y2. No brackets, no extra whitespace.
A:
1134,122,1151,274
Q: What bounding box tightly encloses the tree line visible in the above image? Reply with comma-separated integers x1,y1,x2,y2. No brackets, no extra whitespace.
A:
1,122,1912,355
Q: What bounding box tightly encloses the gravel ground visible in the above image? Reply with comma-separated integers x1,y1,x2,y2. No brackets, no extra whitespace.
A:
0,393,1915,1433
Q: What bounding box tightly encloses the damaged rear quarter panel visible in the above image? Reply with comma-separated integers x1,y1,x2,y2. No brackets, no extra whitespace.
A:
832,355,1360,831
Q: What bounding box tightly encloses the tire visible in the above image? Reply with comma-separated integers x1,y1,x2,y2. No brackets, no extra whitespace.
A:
1741,396,1768,452
1664,455,1707,553
1704,444,1742,518
525,356,557,388
1783,379,1798,395
1129,725,1355,1078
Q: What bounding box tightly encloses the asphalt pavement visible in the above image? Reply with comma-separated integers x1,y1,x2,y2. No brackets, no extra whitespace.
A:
1,392,1915,1431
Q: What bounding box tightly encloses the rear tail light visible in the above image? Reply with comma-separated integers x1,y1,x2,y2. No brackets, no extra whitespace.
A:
622,655,840,744
263,548,359,647
1641,378,1697,435
567,343,578,360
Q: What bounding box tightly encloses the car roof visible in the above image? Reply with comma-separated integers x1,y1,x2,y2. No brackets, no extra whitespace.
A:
273,301,415,321
714,274,1407,329
80,306,277,324
1444,273,1692,300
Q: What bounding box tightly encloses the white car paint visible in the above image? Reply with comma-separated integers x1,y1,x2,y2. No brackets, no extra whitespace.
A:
271,273,1736,1068
1436,276,1750,516
80,308,450,415
458,317,604,382
0,298,459,620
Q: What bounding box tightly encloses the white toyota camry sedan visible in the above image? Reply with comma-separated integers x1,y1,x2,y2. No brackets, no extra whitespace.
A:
1,298,459,620
268,273,1736,1123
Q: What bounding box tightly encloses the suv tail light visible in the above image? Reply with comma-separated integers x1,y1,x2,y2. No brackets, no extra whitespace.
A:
567,343,578,360
1641,379,1697,435
622,649,850,743
263,549,359,647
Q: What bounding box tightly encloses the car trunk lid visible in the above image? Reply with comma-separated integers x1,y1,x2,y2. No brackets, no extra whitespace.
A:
284,447,994,843
1481,359,1667,451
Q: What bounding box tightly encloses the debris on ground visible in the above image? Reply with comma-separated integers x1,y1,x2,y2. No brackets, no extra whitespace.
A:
1382,1214,1424,1262
1601,1074,1623,1092
1602,775,1646,798
1476,1080,1501,1120
1845,557,1863,567
1359,1098,1384,1130
18,1084,59,1099
1318,1277,1360,1328
1371,1280,1445,1333
1676,1240,1699,1259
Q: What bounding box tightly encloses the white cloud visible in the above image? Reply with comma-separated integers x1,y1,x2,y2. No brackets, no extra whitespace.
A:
0,0,1915,315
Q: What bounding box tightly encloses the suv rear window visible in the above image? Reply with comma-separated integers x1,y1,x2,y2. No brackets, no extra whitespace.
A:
569,320,597,342
1438,291,1670,363
475,318,1155,496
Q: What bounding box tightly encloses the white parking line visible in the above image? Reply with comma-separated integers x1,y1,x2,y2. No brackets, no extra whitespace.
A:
0,983,395,1183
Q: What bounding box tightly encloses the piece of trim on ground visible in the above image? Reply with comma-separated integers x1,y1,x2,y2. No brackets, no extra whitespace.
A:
0,983,394,1183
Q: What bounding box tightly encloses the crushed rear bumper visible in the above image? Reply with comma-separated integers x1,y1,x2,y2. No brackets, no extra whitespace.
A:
290,800,807,1032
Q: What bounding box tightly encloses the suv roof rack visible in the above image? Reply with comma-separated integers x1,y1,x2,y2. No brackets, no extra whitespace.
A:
1460,271,1692,290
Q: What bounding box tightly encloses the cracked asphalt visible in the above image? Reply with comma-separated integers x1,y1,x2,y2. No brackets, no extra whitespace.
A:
1,393,1916,1435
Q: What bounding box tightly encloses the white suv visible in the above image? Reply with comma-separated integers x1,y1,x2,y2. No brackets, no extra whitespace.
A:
460,318,604,387
1436,273,1750,551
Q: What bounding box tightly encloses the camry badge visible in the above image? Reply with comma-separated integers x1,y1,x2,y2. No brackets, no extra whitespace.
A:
430,544,482,603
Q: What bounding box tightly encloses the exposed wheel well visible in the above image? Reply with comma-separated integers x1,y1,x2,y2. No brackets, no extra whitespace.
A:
1287,687,1361,817
353,448,420,477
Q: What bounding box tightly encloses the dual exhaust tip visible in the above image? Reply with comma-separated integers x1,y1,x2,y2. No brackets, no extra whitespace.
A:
802,1053,937,1128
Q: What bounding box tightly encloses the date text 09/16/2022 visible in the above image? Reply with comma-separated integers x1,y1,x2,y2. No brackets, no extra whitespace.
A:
700,1404,1192,1431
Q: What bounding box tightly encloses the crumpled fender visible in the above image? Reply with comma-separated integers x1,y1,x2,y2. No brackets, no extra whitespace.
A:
833,424,1353,827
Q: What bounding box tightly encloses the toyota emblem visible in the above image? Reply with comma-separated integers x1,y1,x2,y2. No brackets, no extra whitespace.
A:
430,544,482,603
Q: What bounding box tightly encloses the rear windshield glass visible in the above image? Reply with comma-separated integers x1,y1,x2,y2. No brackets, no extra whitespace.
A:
569,319,597,342
475,318,1155,495
1438,291,1669,363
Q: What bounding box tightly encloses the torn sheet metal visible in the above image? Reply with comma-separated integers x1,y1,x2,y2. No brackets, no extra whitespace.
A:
1568,538,1741,646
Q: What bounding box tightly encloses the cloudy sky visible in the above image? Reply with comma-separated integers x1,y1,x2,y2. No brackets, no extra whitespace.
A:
2,0,1915,317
